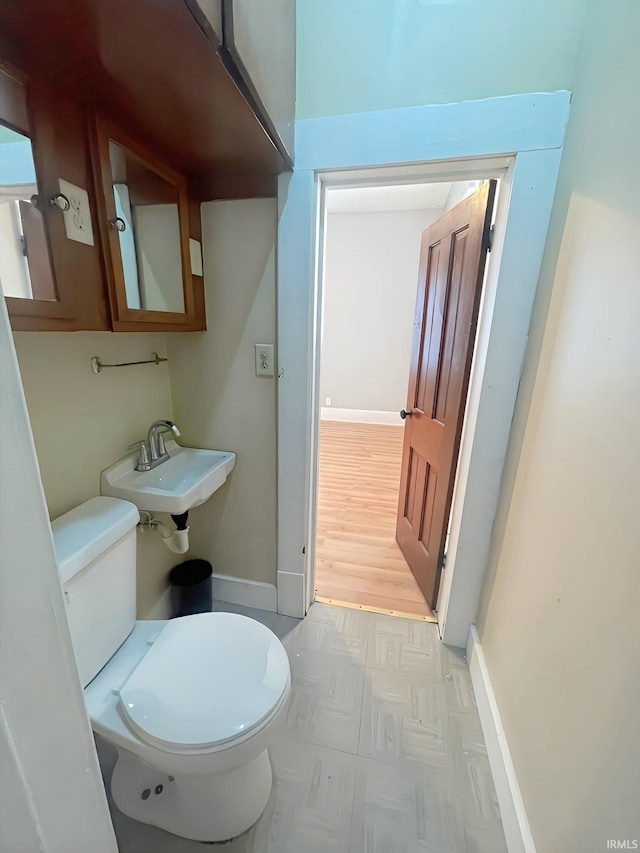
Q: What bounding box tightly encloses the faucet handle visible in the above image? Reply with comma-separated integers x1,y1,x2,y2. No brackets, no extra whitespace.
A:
156,433,168,457
128,440,150,469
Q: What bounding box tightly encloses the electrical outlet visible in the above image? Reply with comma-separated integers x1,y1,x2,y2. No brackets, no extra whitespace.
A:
255,344,274,377
58,179,94,246
325,397,332,406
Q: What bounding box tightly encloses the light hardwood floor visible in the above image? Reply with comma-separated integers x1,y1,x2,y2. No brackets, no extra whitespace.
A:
314,420,435,620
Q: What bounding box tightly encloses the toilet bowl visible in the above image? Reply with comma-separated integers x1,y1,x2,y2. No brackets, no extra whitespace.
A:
87,612,290,842
52,497,291,843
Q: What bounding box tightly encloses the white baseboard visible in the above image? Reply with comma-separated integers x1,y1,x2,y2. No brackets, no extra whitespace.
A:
321,407,402,425
142,574,278,620
277,570,305,617
467,626,536,853
212,573,277,612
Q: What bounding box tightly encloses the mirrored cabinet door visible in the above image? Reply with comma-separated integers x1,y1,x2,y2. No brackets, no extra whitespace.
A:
0,125,56,300
0,68,74,328
92,115,197,330
110,141,186,314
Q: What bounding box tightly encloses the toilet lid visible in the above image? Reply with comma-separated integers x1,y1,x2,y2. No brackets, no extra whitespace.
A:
118,612,290,751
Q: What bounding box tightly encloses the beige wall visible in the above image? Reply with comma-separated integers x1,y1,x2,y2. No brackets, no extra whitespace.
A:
13,331,176,615
168,199,277,586
477,1,640,850
13,196,278,610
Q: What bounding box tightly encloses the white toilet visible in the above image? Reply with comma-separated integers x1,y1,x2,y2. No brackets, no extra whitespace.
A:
52,496,291,843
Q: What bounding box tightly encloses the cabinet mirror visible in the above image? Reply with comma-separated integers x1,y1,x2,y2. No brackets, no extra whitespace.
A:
93,116,196,330
0,66,59,314
0,123,56,301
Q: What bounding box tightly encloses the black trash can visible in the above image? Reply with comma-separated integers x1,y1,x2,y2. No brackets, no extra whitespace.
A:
169,559,213,617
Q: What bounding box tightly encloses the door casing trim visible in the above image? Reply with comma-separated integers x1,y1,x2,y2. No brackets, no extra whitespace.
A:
276,92,569,646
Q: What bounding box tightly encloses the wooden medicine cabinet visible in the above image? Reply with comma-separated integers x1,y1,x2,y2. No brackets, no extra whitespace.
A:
1,0,296,333
91,116,201,332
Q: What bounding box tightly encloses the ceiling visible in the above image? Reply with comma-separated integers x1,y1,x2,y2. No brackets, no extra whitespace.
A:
325,181,469,213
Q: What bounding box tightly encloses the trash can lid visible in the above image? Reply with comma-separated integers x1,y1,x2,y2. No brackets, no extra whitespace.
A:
169,559,212,587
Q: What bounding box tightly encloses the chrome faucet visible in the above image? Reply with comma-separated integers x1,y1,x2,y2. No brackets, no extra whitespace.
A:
148,420,181,463
129,420,181,471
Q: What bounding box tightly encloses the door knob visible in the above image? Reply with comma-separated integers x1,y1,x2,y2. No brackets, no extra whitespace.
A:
400,409,413,419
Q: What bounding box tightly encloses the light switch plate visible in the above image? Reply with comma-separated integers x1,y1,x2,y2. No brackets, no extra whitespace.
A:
189,238,203,276
255,343,274,377
58,179,94,246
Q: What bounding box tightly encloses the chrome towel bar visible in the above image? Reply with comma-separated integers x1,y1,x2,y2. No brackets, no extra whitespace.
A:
90,352,168,374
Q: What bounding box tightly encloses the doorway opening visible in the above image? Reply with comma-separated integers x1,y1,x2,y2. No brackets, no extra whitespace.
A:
312,174,499,622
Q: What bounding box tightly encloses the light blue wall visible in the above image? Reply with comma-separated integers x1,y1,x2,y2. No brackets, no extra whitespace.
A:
297,0,588,118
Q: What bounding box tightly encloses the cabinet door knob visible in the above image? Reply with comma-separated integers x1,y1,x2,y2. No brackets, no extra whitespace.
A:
49,193,71,211
110,217,127,232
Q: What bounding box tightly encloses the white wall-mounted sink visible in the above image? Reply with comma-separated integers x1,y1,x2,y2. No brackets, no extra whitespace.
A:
100,440,236,514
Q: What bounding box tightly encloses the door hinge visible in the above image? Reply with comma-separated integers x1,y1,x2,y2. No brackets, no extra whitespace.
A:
487,224,495,252
440,552,447,570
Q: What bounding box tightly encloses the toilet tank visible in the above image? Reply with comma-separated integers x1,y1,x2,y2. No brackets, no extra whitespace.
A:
52,496,140,688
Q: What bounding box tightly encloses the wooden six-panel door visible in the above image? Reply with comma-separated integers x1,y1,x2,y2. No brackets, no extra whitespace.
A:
396,181,496,608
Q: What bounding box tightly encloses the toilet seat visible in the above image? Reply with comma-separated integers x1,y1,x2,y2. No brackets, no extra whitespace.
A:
118,612,290,753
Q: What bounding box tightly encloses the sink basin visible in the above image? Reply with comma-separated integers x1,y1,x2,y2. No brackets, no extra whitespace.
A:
100,440,236,514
